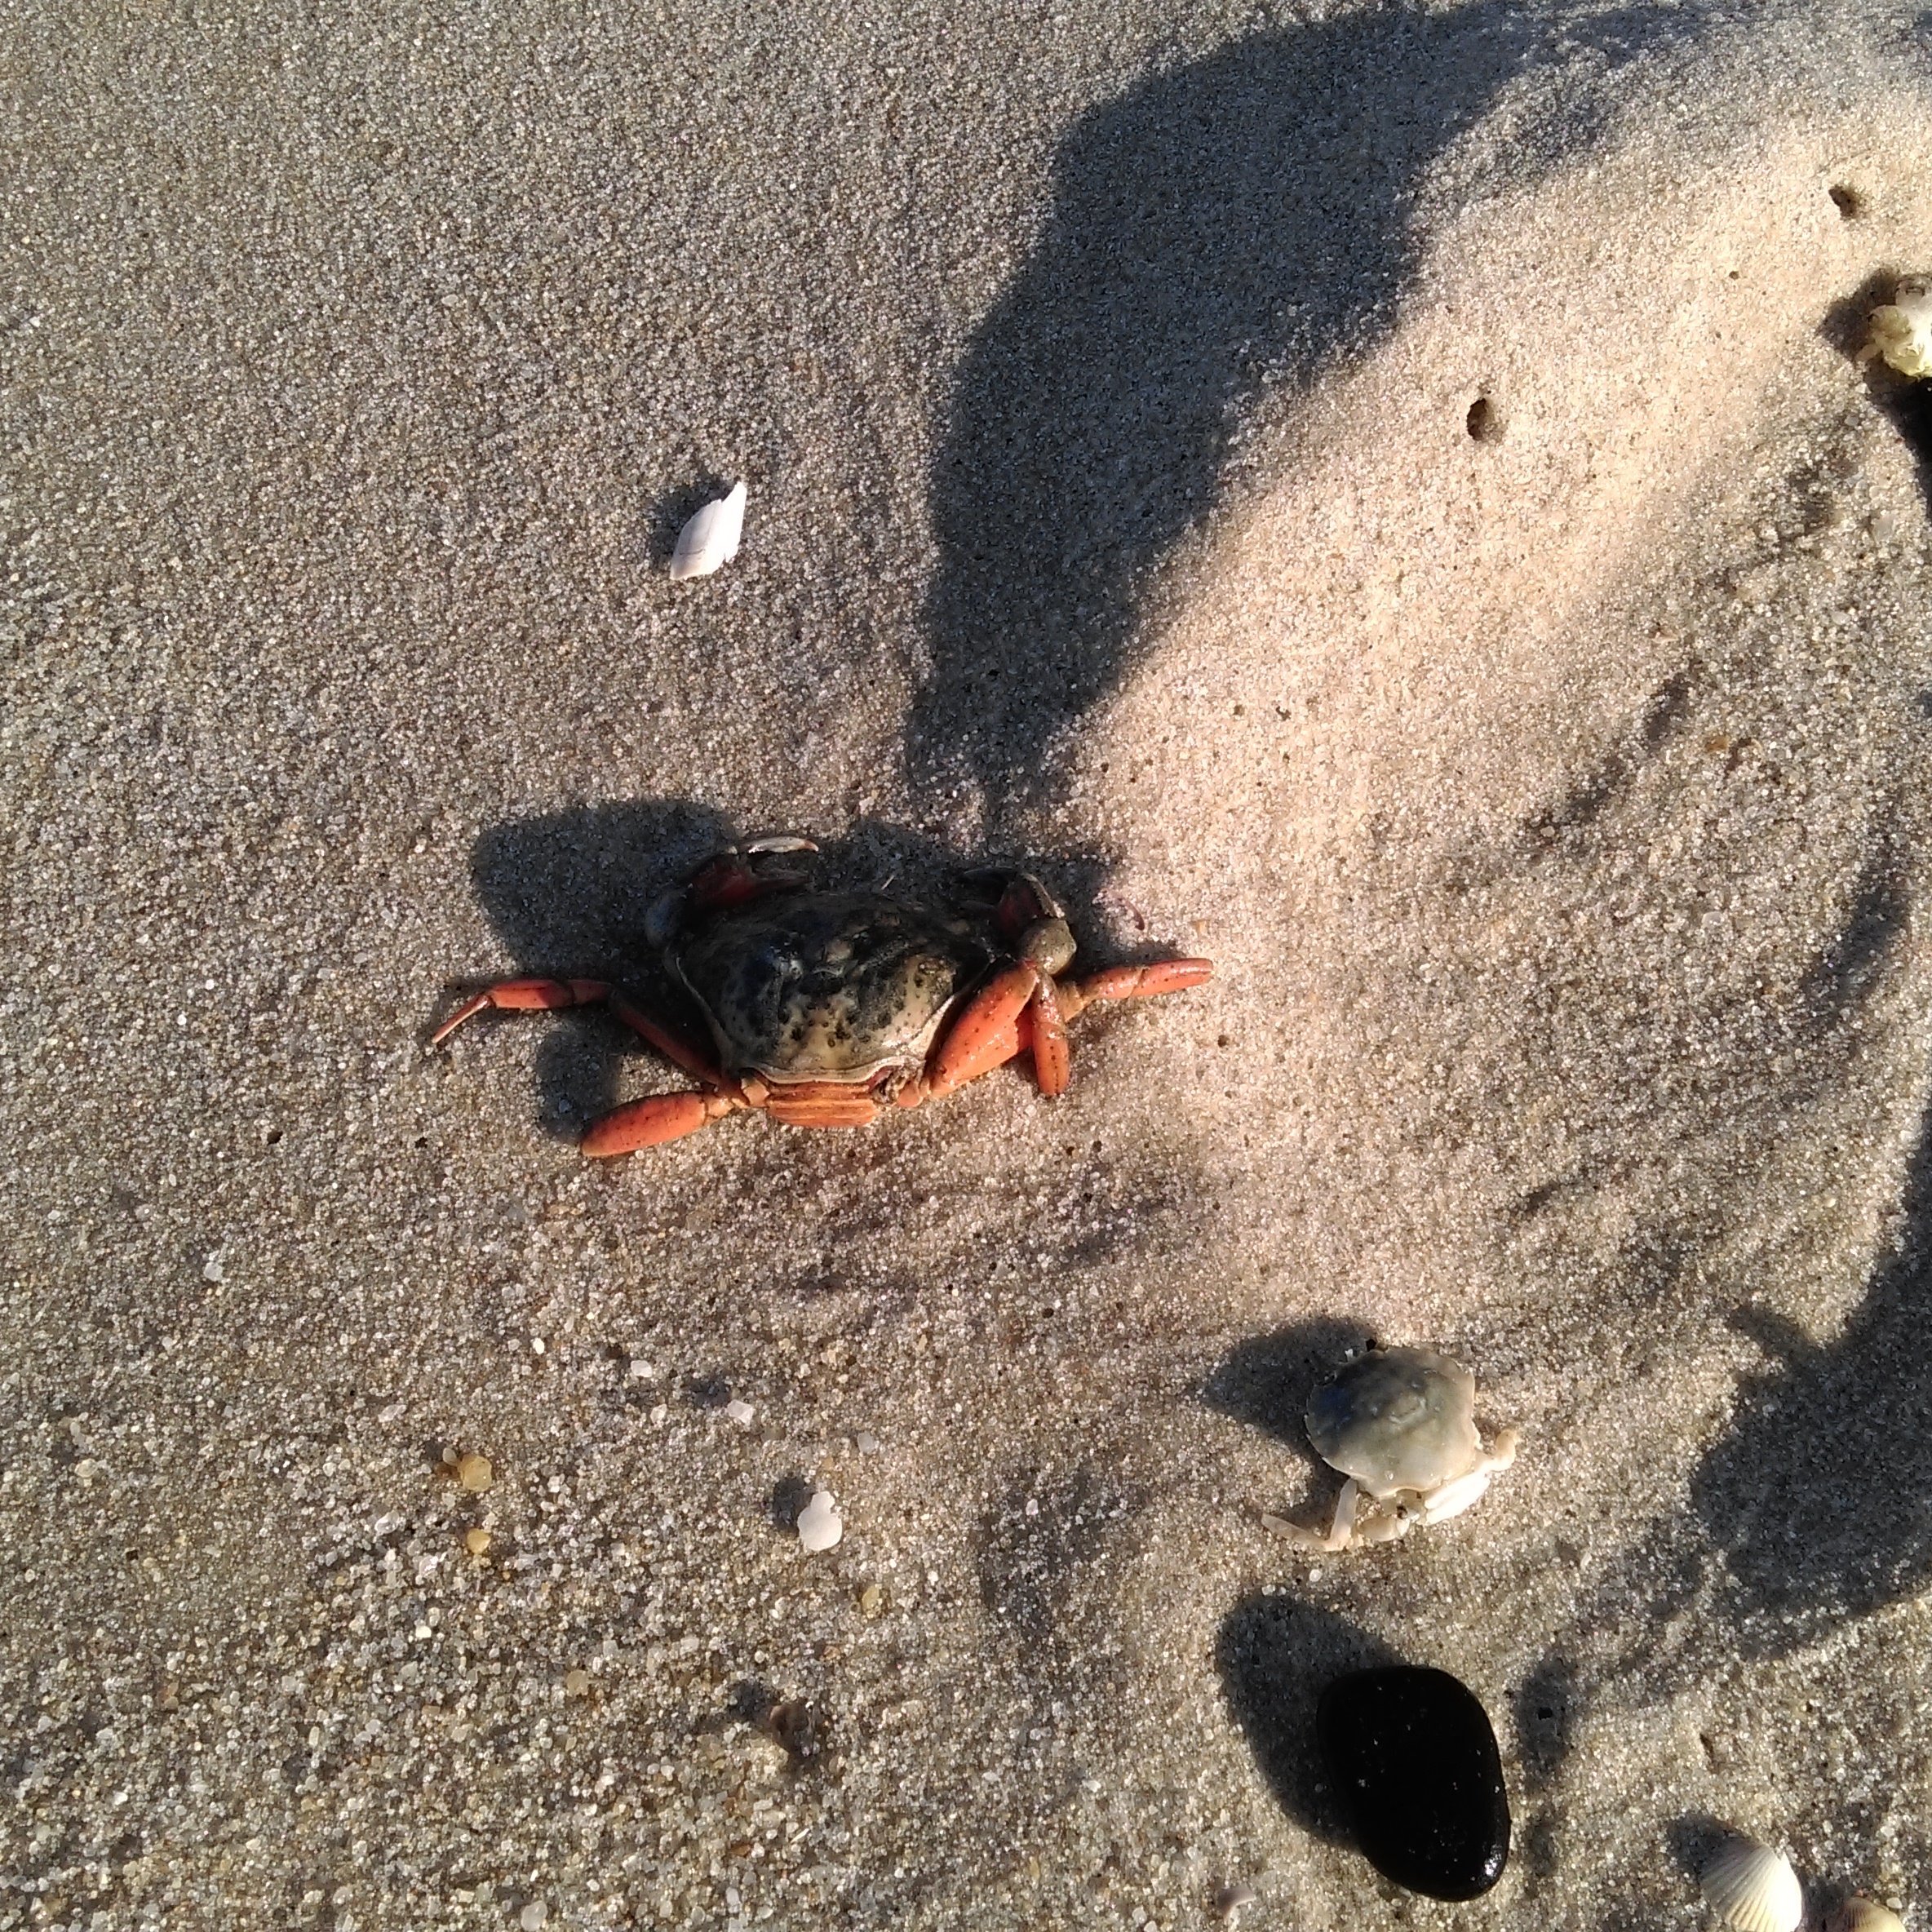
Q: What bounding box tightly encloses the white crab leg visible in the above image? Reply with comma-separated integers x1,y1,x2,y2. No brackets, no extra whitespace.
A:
1412,1429,1522,1527
1262,1477,1362,1551
1323,1478,1361,1550
1412,1469,1494,1526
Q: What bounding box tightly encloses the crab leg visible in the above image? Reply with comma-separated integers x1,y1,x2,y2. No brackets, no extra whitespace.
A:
431,977,611,1046
1056,957,1212,1021
432,977,729,1090
1027,976,1070,1097
582,1091,741,1157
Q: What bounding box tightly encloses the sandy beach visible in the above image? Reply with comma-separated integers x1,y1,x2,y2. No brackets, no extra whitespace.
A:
6,0,1932,1925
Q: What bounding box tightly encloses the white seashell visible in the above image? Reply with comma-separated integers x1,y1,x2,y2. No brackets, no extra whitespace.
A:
1867,281,1932,379
1701,1837,1804,1932
1827,1899,1906,1932
797,1488,843,1553
668,479,747,579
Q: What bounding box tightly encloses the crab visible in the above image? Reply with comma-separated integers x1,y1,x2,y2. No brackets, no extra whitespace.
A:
1268,1346,1520,1552
432,836,1212,1155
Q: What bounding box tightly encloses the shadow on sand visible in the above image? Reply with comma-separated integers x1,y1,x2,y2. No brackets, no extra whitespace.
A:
909,2,1719,823
1688,1090,1932,1658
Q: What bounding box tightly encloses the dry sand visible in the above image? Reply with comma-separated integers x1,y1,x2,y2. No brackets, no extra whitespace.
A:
5,0,1932,1926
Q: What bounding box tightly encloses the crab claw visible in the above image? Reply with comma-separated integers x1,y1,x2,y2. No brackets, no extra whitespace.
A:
686,840,818,915
927,964,1039,1099
582,1091,738,1156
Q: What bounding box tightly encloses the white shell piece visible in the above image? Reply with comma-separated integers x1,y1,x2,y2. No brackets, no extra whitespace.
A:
1700,1837,1803,1932
1827,1899,1906,1932
1868,281,1932,379
797,1488,843,1553
668,479,747,579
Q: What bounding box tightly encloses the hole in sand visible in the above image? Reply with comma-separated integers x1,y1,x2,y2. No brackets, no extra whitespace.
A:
1465,396,1503,442
1828,183,1865,219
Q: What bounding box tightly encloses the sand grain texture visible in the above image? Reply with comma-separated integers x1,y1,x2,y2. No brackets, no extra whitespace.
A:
5,2,1932,1927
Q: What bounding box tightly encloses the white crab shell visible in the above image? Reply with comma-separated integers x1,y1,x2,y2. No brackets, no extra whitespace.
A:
1305,1346,1486,1496
1700,1837,1803,1932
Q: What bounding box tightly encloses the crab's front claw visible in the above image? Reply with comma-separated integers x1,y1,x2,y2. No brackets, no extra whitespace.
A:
927,964,1039,1099
431,978,612,1047
581,1091,739,1156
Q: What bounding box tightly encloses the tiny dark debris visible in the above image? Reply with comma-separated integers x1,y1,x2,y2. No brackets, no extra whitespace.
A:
767,1697,827,1761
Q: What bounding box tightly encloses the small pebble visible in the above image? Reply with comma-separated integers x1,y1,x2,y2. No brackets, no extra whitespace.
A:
455,1453,494,1493
724,1398,756,1426
520,1904,547,1931
463,1527,492,1556
859,1583,884,1616
564,1669,590,1696
629,1358,655,1380
798,1489,843,1553
1317,1664,1510,1900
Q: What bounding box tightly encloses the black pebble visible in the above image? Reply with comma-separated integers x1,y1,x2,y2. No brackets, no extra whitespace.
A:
1317,1665,1510,1901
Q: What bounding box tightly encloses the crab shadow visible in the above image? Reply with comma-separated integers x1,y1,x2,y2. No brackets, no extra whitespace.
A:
1200,1318,1377,1455
450,804,1194,1138
908,1,1723,823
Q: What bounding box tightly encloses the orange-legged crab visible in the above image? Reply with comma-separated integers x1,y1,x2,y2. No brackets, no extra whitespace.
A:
432,837,1212,1155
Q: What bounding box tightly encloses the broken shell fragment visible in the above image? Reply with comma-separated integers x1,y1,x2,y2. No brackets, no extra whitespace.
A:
1827,1900,1906,1932
669,479,747,579
797,1488,843,1553
1866,281,1932,379
1700,1836,1803,1932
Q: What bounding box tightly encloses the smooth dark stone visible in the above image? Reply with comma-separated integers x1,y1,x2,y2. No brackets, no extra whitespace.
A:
1317,1665,1510,1900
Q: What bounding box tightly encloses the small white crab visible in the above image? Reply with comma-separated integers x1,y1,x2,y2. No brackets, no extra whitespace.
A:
1267,1346,1519,1552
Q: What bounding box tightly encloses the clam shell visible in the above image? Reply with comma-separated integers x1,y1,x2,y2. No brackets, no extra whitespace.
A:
1700,1837,1803,1932
668,479,747,579
1828,1899,1905,1932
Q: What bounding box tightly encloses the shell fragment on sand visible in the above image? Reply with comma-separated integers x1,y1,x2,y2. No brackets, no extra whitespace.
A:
798,1488,843,1553
1700,1836,1803,1932
1866,281,1932,379
1827,1900,1906,1932
668,480,747,579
